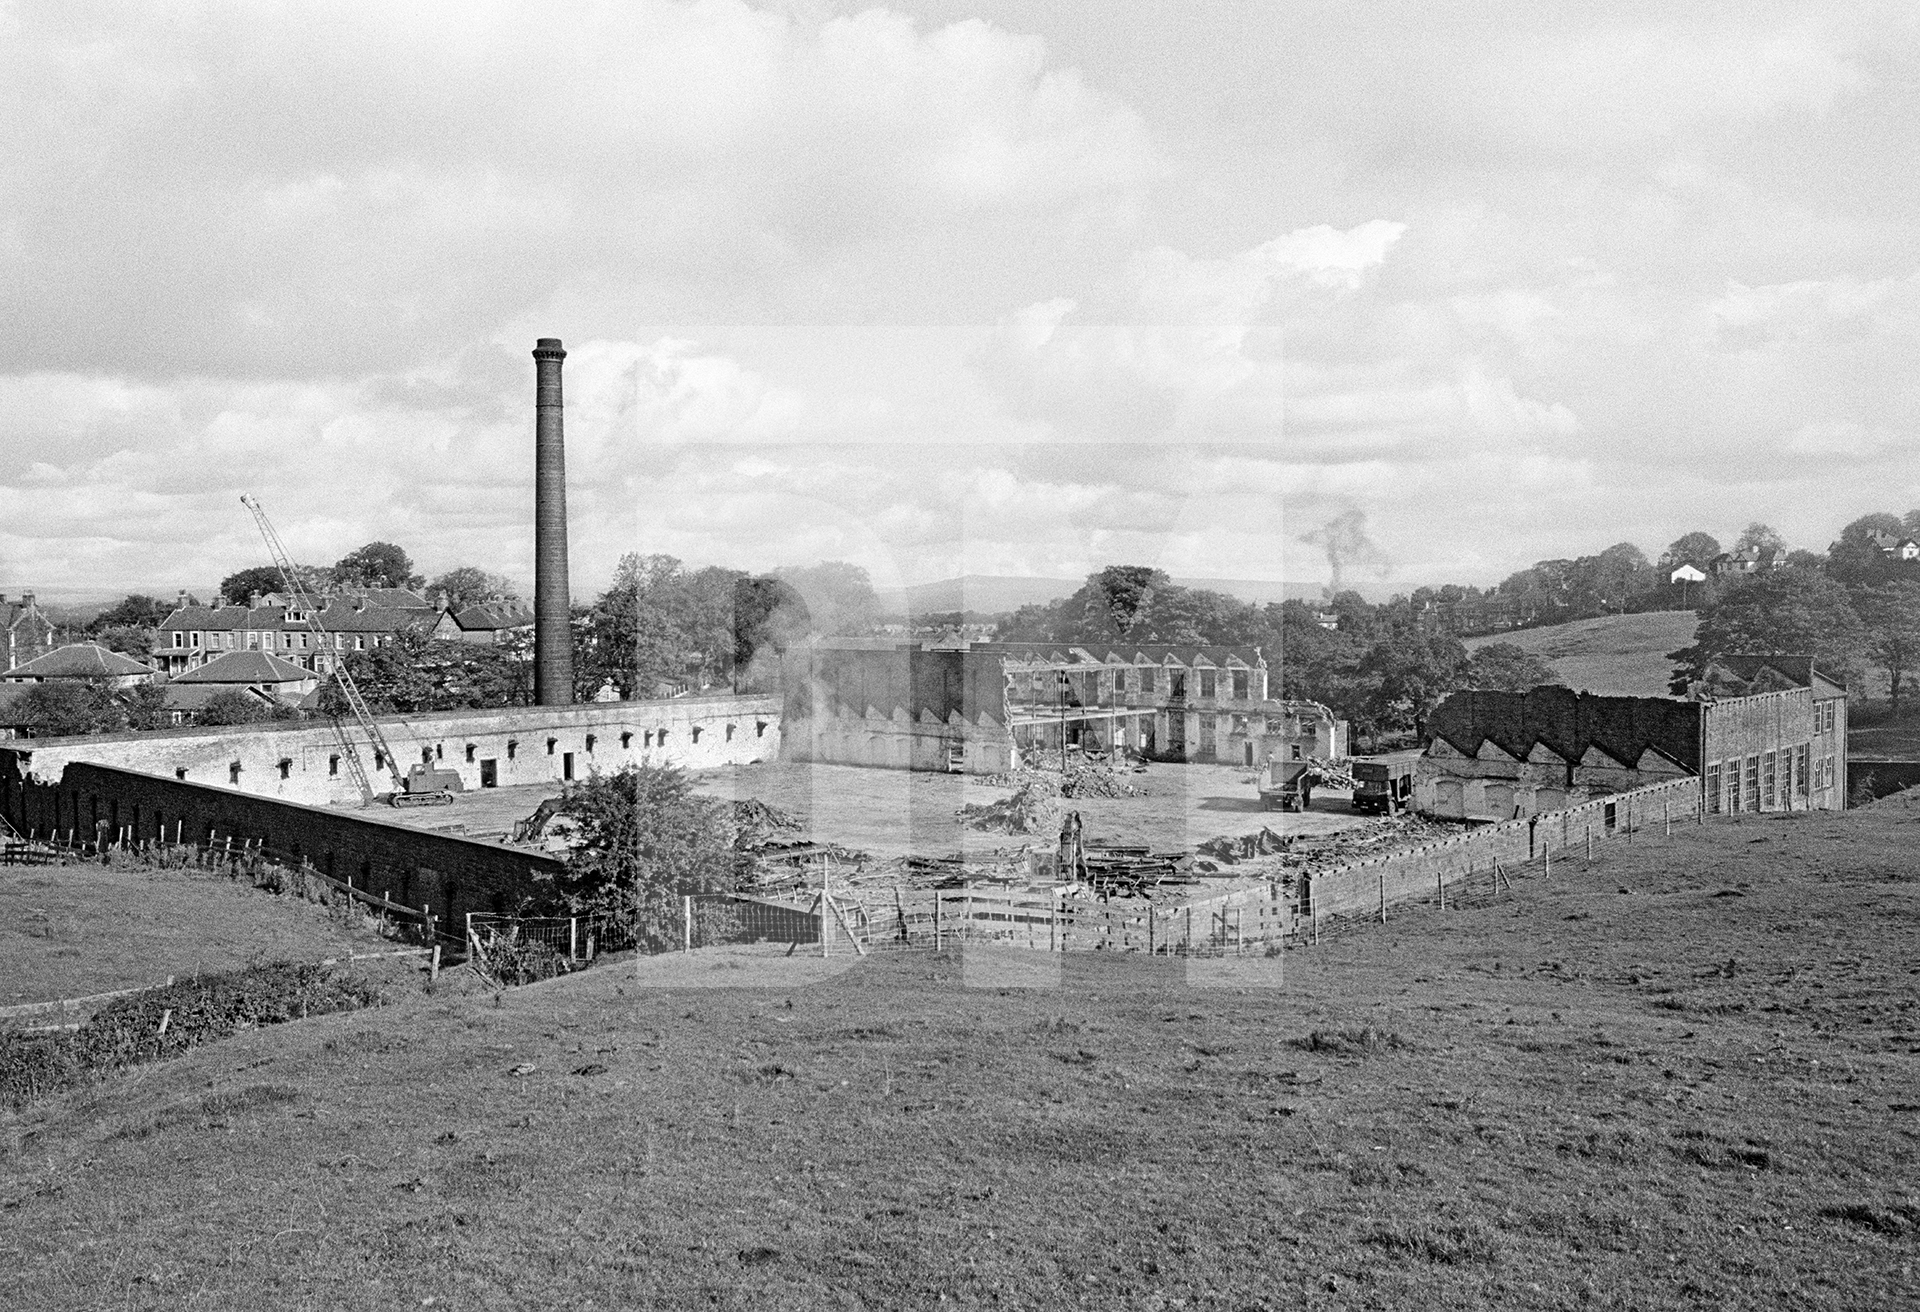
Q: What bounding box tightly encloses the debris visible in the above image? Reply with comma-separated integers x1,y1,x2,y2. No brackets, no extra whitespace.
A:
508,1062,537,1077
1198,827,1291,864
957,782,1061,835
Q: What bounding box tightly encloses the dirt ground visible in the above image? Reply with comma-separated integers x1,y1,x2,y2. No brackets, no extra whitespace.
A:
370,760,1377,860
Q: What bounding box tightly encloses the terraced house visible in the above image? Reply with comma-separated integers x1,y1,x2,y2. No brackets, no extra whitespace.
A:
150,588,439,678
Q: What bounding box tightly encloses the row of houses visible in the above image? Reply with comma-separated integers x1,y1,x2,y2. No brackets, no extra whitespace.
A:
149,588,531,677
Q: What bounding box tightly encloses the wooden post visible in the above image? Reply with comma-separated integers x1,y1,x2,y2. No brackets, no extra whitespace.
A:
1437,869,1444,909
1543,840,1550,881
430,945,441,981
1378,870,1387,923
1185,906,1192,954
1664,801,1670,838
1147,906,1155,955
1585,824,1592,862
157,1009,172,1035
1049,899,1057,952
569,917,578,963
934,892,942,952
683,896,693,953
465,911,473,958
963,882,974,946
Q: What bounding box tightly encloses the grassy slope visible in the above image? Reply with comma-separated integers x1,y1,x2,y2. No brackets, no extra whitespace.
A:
1464,612,1699,698
1,862,390,1005
4,796,1919,1311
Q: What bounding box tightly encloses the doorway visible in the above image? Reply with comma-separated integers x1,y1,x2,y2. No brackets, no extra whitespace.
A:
479,758,497,788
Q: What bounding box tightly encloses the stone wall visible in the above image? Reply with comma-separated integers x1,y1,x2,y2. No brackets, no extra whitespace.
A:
1,694,780,809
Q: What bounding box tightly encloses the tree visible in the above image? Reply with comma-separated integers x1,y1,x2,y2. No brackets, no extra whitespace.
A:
197,688,271,725
91,625,156,658
218,565,291,604
1584,542,1655,612
333,542,422,590
1733,522,1786,556
121,683,172,731
1075,566,1169,637
321,628,529,715
1360,627,1469,740
533,765,740,950
772,561,879,638
575,554,700,700
427,567,519,609
1660,532,1721,568
1668,569,1868,693
15,682,125,736
1826,512,1911,587
1465,642,1560,691
731,574,808,690
91,594,171,630
1856,581,1920,711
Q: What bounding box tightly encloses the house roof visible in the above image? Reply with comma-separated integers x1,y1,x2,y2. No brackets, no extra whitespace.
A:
171,650,317,685
452,600,534,631
2,643,157,681
161,683,283,712
982,642,1267,669
158,596,437,635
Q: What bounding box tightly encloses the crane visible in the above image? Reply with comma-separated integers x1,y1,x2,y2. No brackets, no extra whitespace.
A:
239,494,456,807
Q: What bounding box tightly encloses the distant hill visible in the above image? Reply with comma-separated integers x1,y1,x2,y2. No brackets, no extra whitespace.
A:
879,574,1329,618
1464,611,1698,699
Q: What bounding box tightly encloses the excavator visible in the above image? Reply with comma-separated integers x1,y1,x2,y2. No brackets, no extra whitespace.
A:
241,494,460,808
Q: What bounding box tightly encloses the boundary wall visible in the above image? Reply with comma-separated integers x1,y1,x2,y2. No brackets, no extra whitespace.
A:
0,760,566,931
1296,776,1702,924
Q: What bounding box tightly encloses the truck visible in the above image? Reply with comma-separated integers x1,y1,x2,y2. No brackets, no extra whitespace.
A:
1258,759,1316,812
1350,750,1420,815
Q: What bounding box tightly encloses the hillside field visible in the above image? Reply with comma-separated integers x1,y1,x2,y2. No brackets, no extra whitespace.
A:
3,792,1918,1310
1464,612,1699,698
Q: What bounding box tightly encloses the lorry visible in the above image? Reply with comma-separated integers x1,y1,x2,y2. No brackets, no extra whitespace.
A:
1350,750,1420,815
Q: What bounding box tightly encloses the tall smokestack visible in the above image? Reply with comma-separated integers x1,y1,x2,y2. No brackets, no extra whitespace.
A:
533,338,575,706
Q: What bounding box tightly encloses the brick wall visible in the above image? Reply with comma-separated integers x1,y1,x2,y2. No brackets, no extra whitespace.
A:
1,759,566,931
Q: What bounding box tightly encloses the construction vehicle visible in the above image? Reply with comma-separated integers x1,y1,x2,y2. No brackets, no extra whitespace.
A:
1257,756,1362,812
240,494,458,808
1351,750,1421,815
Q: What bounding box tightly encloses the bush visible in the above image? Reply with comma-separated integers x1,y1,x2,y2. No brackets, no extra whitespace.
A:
0,962,385,1109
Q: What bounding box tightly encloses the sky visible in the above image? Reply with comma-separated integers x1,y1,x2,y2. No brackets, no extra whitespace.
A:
2,0,1917,603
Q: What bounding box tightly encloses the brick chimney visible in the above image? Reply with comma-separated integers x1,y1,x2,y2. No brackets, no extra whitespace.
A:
533,337,575,706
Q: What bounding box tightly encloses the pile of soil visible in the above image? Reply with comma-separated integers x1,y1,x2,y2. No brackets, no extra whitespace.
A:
730,798,804,851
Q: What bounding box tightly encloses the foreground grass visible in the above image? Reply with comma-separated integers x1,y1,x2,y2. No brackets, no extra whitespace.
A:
1,859,387,1005
2,795,1917,1310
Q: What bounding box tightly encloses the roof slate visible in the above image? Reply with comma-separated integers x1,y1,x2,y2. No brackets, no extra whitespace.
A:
2,643,157,680
171,650,317,685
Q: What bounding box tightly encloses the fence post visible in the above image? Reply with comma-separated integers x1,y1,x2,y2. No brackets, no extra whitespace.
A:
465,911,473,959
934,892,942,952
1378,871,1387,923
683,896,693,954
569,917,578,963
1585,824,1592,862
1543,840,1550,881
1664,801,1670,838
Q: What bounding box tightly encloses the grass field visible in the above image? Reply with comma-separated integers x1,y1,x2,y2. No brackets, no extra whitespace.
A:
1,861,389,1007
1464,612,1699,698
3,791,1917,1309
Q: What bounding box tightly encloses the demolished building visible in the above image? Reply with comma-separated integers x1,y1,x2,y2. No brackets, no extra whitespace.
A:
780,639,1346,773
1414,655,1848,821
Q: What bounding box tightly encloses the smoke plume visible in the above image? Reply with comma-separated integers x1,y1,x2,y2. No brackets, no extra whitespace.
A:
1300,508,1391,597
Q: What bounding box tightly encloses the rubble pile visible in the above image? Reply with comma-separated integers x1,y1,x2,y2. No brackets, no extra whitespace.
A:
1197,827,1291,864
956,782,1062,835
978,761,1140,800
729,798,804,849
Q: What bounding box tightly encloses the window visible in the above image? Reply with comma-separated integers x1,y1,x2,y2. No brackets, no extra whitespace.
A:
1744,756,1761,812
354,636,365,651
1199,671,1216,699
1232,670,1248,699
229,761,242,785
434,743,443,760
172,632,183,648
1604,801,1618,832
692,726,703,743
277,759,292,780
465,744,476,763
373,750,385,770
1796,745,1810,797
658,729,669,746
546,738,557,755
1725,760,1741,812
421,746,434,765
585,734,596,753
1113,668,1126,695
328,755,340,777
755,722,767,738
1705,762,1721,814
175,767,188,781
644,730,654,747
1290,744,1302,760
1141,667,1156,694
725,724,735,741
480,758,497,788
246,632,260,649
191,632,200,647
1762,751,1777,810
620,732,632,749
562,752,575,781
506,740,518,760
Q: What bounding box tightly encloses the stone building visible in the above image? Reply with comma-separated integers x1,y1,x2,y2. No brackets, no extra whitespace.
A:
151,589,438,678
780,639,1345,774
1414,655,1847,821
